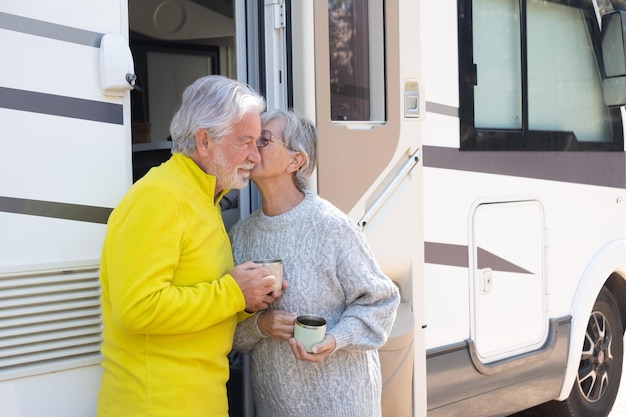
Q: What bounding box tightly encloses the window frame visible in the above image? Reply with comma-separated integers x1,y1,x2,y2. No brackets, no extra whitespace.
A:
458,0,624,151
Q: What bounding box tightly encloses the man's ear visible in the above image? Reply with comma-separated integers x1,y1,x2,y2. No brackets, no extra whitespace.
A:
195,129,210,155
287,152,306,173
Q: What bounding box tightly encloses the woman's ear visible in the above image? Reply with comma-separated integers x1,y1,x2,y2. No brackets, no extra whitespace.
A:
287,152,306,173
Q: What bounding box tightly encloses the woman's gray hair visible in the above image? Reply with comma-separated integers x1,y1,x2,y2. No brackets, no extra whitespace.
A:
261,108,317,191
169,75,266,156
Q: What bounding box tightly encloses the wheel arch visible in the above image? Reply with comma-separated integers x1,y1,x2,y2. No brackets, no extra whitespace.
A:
557,239,626,400
604,271,626,333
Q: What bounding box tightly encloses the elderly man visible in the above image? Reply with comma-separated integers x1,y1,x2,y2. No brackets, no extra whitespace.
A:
97,75,280,417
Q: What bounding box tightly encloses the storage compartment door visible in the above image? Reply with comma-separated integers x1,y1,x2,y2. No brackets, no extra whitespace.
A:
471,199,546,363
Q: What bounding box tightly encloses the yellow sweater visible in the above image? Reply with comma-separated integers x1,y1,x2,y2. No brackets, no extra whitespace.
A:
97,153,247,417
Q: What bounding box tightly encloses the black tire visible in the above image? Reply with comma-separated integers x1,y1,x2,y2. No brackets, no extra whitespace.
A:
512,287,623,417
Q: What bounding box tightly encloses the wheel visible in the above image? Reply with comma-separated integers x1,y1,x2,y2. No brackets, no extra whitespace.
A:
514,287,623,417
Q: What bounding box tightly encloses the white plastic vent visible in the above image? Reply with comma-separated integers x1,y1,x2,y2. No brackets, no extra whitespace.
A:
0,260,102,381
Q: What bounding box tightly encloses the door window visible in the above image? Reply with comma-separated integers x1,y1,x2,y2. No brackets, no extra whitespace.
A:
328,0,385,122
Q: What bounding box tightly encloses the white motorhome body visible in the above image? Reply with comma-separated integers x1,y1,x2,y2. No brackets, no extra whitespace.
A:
0,1,132,415
2,1,626,417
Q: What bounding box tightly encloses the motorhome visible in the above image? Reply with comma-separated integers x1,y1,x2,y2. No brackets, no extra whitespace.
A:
2,1,626,417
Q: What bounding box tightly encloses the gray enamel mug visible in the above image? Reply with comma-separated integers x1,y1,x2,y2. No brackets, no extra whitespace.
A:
294,314,326,352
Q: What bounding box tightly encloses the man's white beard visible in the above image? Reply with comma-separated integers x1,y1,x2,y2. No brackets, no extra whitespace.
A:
210,147,253,191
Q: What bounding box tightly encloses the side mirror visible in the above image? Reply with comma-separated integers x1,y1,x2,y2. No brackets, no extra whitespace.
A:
602,11,626,106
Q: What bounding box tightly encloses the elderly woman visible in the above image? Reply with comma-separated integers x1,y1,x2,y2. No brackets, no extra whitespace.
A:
229,108,400,417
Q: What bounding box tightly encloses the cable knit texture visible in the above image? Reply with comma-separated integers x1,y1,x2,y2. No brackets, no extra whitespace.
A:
229,191,400,417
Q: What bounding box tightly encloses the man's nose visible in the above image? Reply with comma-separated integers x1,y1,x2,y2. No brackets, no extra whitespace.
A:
248,142,261,163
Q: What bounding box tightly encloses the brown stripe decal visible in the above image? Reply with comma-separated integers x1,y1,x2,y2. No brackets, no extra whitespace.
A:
423,145,626,188
0,11,103,47
0,87,123,125
0,196,112,224
425,242,532,274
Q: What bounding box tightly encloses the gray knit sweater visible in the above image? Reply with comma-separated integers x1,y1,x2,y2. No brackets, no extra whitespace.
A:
229,191,400,417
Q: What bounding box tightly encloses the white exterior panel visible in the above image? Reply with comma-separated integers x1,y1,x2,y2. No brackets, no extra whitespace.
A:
0,1,130,416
